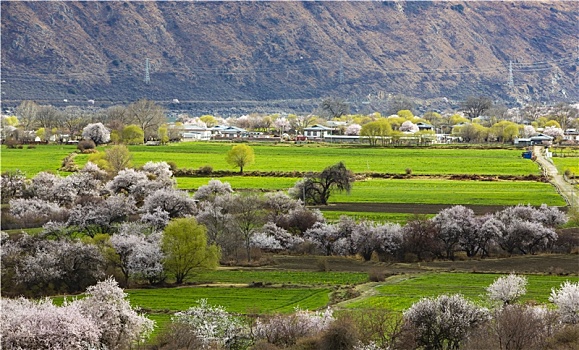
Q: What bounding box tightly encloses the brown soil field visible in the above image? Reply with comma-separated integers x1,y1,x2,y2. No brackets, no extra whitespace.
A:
271,254,579,276
317,203,515,215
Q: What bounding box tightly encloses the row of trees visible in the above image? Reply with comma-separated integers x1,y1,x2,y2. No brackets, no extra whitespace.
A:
5,274,576,350
3,99,168,143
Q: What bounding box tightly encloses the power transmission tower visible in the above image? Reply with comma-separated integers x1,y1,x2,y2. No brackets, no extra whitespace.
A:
507,60,514,89
338,55,344,84
144,58,150,84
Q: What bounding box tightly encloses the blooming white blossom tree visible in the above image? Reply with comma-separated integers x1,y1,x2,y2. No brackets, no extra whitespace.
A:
141,206,171,230
433,205,477,259
141,188,197,218
549,281,579,324
404,294,489,350
542,125,564,139
78,277,155,349
110,228,165,285
345,123,362,136
1,297,101,349
254,308,334,347
521,125,537,138
486,274,528,305
400,120,419,133
251,222,304,252
82,122,111,145
67,194,136,234
172,299,246,348
1,169,26,203
194,179,234,201
304,222,341,255
27,171,61,201
106,168,151,202
9,198,67,221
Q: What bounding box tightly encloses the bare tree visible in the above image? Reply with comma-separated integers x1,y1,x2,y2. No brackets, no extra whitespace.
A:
318,97,350,120
462,96,493,120
126,99,166,141
15,100,39,130
290,162,354,205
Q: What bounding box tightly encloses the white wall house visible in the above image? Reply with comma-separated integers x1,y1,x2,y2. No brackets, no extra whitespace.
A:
303,124,334,138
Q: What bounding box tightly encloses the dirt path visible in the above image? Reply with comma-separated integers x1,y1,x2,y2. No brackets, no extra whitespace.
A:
533,145,577,207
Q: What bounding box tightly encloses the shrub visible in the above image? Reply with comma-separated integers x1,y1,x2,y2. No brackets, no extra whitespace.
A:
78,139,96,152
368,268,386,282
318,316,359,350
5,139,19,148
198,164,213,175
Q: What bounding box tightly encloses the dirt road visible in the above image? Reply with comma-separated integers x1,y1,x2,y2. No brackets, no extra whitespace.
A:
533,145,576,207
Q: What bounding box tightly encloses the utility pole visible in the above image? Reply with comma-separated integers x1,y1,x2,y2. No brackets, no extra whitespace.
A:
144,58,150,84
338,55,344,84
507,60,514,89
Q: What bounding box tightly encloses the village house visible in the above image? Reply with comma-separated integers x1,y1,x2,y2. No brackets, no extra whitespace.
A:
303,124,334,139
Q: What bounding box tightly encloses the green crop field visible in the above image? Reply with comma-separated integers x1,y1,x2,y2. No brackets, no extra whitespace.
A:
192,269,368,286
176,176,300,190
179,177,564,206
127,286,330,314
331,179,565,206
344,273,579,311
320,211,429,224
67,143,541,176
551,156,579,177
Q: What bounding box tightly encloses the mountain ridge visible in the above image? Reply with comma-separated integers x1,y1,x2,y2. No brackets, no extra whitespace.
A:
1,1,577,113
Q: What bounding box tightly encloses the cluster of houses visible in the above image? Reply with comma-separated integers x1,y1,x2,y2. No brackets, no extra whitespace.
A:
180,120,565,147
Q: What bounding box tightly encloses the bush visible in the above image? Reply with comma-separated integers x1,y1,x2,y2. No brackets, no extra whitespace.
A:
368,268,386,282
318,316,359,350
78,139,96,152
198,164,213,175
5,139,19,148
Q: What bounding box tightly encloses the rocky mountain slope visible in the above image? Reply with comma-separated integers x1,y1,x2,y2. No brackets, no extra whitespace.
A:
1,1,577,113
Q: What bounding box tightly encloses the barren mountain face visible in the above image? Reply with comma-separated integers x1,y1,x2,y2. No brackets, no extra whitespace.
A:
1,1,576,111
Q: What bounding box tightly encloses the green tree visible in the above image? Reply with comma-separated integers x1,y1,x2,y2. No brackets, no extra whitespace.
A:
226,144,255,174
397,109,414,120
162,217,220,284
104,145,133,175
200,115,218,127
35,127,46,141
121,125,144,145
158,125,169,145
360,119,392,146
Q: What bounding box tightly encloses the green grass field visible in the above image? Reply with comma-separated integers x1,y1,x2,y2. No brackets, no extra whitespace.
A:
65,143,542,176
344,273,579,311
1,145,78,176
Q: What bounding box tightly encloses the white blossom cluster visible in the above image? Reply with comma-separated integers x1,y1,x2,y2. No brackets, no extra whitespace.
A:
254,307,334,346
1,278,154,349
172,299,245,348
